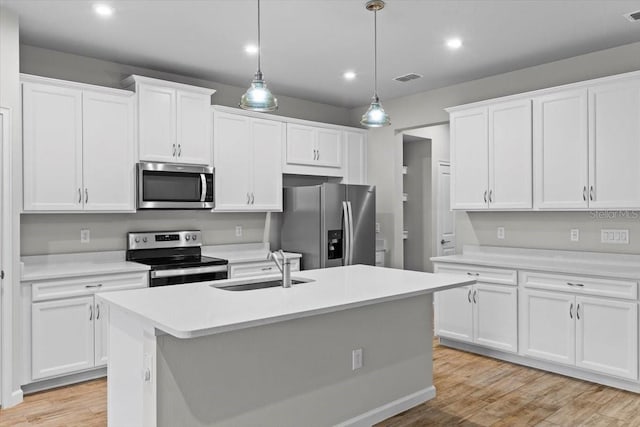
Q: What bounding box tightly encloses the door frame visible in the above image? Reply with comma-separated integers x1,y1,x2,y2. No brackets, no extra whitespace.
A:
0,106,15,408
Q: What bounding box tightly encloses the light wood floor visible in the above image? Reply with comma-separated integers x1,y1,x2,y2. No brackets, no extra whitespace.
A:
2,341,640,426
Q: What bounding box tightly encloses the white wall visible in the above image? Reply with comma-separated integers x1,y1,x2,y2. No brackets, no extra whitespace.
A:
353,41,640,268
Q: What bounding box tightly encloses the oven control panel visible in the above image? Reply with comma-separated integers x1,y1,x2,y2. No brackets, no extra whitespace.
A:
128,231,202,250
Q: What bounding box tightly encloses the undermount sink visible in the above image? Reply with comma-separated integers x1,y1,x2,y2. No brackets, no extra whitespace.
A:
215,278,314,292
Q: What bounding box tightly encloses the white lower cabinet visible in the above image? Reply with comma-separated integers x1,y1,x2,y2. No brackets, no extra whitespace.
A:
520,288,638,380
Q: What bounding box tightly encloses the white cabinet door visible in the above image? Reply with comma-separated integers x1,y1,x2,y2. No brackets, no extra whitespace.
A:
251,118,283,211
213,112,252,210
520,289,575,366
575,296,638,380
176,90,212,165
286,124,316,166
488,100,532,209
533,89,588,209
434,285,473,343
450,108,489,209
588,79,640,209
23,83,83,211
82,91,135,211
315,128,341,168
32,297,94,380
94,300,109,367
343,131,367,184
138,83,176,163
473,283,518,353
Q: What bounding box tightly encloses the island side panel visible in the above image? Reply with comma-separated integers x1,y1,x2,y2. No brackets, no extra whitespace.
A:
155,294,434,427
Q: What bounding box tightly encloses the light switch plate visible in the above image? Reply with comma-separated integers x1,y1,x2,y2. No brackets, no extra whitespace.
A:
601,229,629,244
235,226,243,238
376,223,381,233
352,348,363,370
80,229,90,243
570,229,579,242
497,227,505,240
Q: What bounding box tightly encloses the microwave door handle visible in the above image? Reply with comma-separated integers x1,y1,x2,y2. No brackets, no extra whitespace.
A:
200,173,207,202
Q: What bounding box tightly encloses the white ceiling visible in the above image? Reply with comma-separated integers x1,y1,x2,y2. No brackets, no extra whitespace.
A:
2,0,640,108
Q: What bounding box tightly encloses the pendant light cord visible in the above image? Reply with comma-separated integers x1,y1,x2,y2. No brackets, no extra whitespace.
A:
374,8,378,99
257,0,262,75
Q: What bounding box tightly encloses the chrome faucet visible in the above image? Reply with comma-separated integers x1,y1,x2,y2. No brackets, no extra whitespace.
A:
268,250,292,288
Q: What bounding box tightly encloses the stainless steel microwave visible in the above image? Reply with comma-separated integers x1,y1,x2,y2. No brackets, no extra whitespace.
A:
137,162,214,209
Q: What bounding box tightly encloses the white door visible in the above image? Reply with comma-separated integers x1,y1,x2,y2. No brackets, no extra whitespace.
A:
588,79,640,209
473,283,518,353
533,89,588,209
520,289,575,366
0,109,4,404
575,296,638,380
450,108,488,209
94,300,109,367
23,83,83,211
434,285,473,343
286,124,316,166
343,131,367,184
31,297,94,380
251,118,283,211
315,127,342,168
488,99,532,209
436,162,455,256
213,112,252,210
176,90,212,166
138,83,176,163
82,91,135,211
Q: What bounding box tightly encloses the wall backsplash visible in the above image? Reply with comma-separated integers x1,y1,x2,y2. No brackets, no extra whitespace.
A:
21,211,282,256
463,211,640,254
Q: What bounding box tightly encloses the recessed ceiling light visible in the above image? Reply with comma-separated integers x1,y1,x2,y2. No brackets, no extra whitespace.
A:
446,38,463,50
343,71,357,80
93,3,114,17
244,44,258,55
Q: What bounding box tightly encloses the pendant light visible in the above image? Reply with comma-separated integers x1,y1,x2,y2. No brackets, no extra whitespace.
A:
240,0,278,111
361,0,390,127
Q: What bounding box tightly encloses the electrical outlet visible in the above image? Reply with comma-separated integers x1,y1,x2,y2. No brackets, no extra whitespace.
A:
601,229,629,244
352,348,363,370
235,226,243,238
570,229,579,242
80,229,90,243
497,227,505,240
375,223,381,233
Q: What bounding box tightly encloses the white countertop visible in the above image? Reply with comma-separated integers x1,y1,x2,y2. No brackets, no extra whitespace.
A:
202,243,301,264
98,265,474,339
431,246,640,279
21,251,150,281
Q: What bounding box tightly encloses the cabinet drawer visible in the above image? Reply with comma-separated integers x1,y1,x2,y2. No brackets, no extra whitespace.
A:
434,263,517,286
521,271,637,300
31,272,148,302
229,259,300,279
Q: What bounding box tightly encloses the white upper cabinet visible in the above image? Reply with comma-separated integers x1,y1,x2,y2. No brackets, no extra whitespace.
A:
284,123,343,176
125,75,214,166
588,78,640,209
213,109,283,212
22,76,135,212
533,89,589,209
342,130,368,185
451,99,531,210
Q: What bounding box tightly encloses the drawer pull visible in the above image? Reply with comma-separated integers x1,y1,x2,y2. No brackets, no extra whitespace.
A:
567,282,584,287
466,272,479,277
85,284,103,289
261,267,273,271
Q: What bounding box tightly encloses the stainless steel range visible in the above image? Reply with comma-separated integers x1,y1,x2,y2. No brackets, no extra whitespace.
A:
126,230,228,287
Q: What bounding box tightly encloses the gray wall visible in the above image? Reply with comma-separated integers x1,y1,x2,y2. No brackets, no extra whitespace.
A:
18,45,354,255
351,41,640,268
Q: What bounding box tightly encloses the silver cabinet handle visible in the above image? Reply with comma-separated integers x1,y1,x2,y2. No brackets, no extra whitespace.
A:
178,144,182,157
85,188,88,204
261,267,273,271
247,192,250,204
473,289,478,304
251,193,255,204
569,303,573,319
317,149,320,160
576,303,580,320
589,186,594,201
85,284,103,289
89,305,93,321
488,189,493,203
172,143,176,156
96,303,100,320
467,288,472,303
78,188,82,203
313,149,317,160
567,282,584,287
466,272,479,277
583,186,587,201
483,190,488,203
440,239,451,245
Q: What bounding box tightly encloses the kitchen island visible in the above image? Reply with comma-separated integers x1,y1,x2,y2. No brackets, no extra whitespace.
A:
98,265,474,427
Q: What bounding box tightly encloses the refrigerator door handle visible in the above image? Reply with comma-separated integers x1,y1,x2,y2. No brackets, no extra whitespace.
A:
342,201,351,265
348,201,354,265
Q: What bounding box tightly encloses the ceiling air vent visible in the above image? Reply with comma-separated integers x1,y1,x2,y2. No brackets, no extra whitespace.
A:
624,10,640,22
393,73,423,83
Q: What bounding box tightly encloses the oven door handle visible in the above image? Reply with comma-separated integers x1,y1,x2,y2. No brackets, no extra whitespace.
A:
200,173,207,202
150,265,228,279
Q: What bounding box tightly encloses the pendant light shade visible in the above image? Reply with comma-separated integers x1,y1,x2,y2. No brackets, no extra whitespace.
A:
361,0,390,128
240,0,278,112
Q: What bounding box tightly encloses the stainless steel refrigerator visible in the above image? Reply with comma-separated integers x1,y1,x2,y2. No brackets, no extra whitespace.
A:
281,183,376,269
